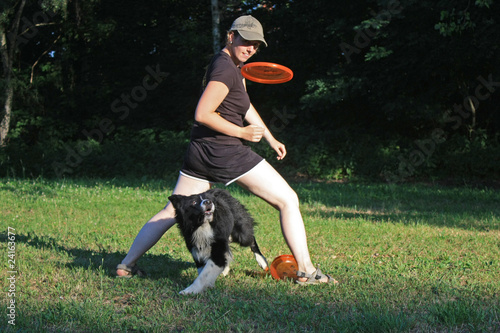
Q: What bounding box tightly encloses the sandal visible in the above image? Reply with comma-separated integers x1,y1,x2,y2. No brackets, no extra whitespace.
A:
116,264,146,278
295,266,338,285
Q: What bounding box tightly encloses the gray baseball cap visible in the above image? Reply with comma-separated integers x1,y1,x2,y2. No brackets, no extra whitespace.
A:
230,15,268,47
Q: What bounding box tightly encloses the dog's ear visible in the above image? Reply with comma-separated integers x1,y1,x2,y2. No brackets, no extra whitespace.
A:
211,188,227,198
168,195,181,208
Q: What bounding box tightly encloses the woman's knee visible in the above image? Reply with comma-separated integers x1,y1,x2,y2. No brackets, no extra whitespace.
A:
289,188,300,208
149,203,176,223
277,187,300,211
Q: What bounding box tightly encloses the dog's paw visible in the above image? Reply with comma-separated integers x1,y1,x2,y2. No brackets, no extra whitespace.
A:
179,289,195,295
179,285,204,295
179,280,215,295
221,265,231,277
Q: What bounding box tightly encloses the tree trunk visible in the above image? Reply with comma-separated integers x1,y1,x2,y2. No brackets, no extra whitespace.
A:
1,31,13,147
1,0,27,147
0,84,13,147
211,0,220,54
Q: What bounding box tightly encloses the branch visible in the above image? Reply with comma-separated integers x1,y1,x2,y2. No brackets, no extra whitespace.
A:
467,96,476,136
18,22,57,38
30,34,61,84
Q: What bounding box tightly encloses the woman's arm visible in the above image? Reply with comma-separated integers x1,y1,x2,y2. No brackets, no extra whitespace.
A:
245,103,287,160
194,81,264,142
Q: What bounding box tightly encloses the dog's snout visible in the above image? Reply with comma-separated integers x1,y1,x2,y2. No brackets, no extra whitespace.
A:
200,198,214,212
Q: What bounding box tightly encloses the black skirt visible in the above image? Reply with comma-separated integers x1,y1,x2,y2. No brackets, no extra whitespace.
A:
180,139,264,186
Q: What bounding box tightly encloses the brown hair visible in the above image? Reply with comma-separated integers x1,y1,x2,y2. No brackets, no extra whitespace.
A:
225,30,240,46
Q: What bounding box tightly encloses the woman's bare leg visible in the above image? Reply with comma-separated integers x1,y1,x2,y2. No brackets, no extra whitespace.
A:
116,174,211,276
236,161,330,283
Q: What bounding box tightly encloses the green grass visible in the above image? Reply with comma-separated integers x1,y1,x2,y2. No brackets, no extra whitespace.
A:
1,177,499,332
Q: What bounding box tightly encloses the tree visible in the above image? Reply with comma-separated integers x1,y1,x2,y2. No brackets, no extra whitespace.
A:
0,0,26,147
211,0,221,54
1,0,62,147
2,0,498,180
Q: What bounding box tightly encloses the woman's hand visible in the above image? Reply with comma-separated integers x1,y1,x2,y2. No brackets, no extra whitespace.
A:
244,104,287,160
268,138,287,160
240,125,265,142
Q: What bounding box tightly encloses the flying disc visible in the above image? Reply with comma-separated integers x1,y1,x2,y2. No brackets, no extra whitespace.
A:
270,254,299,281
241,62,293,84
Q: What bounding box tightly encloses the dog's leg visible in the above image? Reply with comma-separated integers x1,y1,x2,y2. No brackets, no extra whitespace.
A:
250,237,269,270
179,259,224,295
221,251,233,277
191,247,208,276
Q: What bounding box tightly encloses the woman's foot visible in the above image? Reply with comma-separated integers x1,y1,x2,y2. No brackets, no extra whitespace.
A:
296,266,338,285
116,263,146,278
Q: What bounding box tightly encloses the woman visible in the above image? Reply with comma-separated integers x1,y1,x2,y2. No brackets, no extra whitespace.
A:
117,15,336,285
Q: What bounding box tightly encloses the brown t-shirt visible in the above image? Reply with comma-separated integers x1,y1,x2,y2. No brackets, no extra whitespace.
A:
190,51,250,145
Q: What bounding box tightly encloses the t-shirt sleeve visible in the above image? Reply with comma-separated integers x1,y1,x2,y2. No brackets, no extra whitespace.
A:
208,57,235,90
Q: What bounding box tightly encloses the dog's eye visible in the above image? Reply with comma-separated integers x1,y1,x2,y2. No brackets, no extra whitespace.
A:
191,200,197,206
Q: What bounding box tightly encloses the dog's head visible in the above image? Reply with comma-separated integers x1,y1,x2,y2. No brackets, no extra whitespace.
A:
169,193,216,225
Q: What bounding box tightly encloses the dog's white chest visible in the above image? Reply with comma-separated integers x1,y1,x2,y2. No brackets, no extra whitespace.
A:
191,223,214,262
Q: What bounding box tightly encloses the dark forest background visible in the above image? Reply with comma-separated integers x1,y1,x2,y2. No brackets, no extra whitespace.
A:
1,0,499,183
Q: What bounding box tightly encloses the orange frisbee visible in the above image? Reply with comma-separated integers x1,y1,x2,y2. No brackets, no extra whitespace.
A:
270,254,299,281
241,62,294,84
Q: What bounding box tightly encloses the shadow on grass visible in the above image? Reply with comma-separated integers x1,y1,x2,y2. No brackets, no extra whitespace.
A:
4,231,499,332
289,182,500,231
3,177,498,231
201,280,498,333
9,232,193,281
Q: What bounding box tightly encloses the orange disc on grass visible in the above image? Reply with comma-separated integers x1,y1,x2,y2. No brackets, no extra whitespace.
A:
270,254,299,281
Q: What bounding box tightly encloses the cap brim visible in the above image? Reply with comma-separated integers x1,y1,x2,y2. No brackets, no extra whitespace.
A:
238,31,268,47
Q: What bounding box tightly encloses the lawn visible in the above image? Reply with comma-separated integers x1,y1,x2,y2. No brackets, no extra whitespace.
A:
1,178,499,332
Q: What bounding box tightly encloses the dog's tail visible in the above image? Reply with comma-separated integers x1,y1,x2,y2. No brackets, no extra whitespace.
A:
250,237,269,270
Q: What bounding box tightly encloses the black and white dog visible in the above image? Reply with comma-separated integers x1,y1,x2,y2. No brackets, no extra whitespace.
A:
168,188,268,295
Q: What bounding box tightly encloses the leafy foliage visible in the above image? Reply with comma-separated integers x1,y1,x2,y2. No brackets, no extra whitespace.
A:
1,0,499,181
